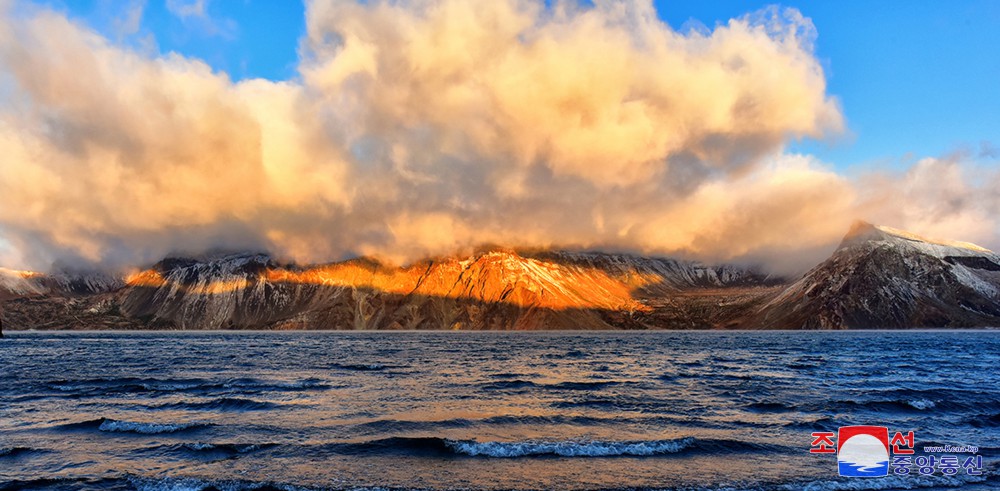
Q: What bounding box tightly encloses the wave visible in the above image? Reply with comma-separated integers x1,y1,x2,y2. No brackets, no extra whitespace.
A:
127,435,783,462
0,477,126,490
479,379,537,390
864,399,940,412
480,380,626,391
328,362,390,371
541,349,588,359
444,438,695,457
57,417,210,434
178,442,276,454
303,436,781,459
350,414,620,433
46,376,212,393
745,401,797,412
784,415,838,430
550,396,681,413
41,376,332,397
776,472,991,491
99,418,209,434
824,388,1000,413
147,397,283,412
905,398,935,410
127,475,321,491
477,414,611,426
0,447,43,458
544,380,624,390
487,372,531,378
798,397,962,414
771,396,946,414
966,412,1000,428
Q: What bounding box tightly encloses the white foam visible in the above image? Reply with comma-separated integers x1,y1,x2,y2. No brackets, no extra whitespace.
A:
98,419,202,434
129,476,314,491
444,437,694,457
182,442,215,451
780,472,987,490
906,399,936,410
141,382,202,391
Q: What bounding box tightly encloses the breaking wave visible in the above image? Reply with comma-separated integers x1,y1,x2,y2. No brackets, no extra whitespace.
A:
99,419,209,434
58,418,210,434
297,436,781,458
443,437,695,457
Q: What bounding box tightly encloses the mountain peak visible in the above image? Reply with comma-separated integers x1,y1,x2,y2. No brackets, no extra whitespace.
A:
838,220,992,255
838,220,880,246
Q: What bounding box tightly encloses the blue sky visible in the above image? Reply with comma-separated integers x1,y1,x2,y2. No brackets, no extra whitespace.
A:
655,1,1000,174
28,0,1000,173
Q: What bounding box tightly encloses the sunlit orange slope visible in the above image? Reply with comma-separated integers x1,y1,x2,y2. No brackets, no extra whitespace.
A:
126,251,650,312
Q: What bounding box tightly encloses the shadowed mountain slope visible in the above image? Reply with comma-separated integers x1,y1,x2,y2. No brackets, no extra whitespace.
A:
750,221,1000,329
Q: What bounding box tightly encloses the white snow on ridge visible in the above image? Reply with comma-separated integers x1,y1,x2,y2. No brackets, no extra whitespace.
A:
874,225,995,257
868,226,1000,298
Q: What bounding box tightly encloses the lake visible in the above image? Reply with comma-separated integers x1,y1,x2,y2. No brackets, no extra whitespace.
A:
1,331,997,490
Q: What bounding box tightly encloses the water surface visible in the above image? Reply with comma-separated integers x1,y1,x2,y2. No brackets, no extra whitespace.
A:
1,330,998,490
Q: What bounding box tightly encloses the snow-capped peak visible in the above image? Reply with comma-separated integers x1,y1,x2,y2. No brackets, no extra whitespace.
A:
874,224,991,253
840,220,996,258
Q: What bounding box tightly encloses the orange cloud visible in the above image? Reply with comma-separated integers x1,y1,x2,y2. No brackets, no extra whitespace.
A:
0,1,868,273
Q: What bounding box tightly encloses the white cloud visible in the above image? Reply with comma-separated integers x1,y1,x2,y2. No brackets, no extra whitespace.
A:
165,0,236,39
165,0,205,19
9,0,970,274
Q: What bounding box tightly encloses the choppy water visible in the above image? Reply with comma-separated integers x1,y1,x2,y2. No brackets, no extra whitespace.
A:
1,330,998,491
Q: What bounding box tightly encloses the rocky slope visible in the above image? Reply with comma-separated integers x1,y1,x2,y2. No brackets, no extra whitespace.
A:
0,250,777,330
751,221,1000,329
3,222,1000,330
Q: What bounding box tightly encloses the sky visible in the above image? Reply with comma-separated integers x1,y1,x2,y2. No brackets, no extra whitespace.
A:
0,0,998,272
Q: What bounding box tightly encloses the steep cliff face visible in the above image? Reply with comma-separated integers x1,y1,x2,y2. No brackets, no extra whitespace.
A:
752,221,1000,329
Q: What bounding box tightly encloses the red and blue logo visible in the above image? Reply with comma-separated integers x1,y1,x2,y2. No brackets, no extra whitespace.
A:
837,426,890,477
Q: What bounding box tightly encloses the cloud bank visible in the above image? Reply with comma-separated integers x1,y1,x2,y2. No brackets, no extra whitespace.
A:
0,0,990,273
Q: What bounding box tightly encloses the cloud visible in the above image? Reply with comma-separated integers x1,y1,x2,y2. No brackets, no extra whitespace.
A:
114,0,146,38
301,1,841,187
165,0,206,19
0,0,938,274
857,157,1000,252
165,0,236,39
980,141,998,160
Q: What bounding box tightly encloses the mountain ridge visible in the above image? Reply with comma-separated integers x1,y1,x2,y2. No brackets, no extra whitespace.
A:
753,220,1000,329
2,222,999,330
